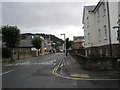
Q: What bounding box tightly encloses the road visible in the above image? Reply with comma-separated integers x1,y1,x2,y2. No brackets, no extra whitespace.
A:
2,53,76,88
2,53,120,88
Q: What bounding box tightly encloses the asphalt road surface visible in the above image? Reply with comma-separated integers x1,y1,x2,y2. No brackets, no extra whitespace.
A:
2,53,120,88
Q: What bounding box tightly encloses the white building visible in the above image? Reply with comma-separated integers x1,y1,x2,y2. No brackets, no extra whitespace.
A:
118,1,120,16
82,0,119,57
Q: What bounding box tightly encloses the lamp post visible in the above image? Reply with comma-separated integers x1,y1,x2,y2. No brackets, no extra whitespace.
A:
60,34,66,57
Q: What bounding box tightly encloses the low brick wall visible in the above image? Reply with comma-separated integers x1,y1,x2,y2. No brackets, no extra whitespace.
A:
69,50,120,71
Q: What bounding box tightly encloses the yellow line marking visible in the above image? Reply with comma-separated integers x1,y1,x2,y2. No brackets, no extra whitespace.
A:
52,59,120,81
70,74,90,78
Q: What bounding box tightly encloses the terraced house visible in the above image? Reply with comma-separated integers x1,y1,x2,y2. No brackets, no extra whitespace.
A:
82,0,120,57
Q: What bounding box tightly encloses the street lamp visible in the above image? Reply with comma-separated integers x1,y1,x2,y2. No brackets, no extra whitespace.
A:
60,34,66,57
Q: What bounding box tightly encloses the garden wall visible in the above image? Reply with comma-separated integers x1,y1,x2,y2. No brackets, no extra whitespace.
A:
69,50,120,71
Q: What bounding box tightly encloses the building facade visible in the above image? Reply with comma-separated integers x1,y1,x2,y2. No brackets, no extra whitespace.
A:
82,0,119,57
21,33,45,55
72,36,84,50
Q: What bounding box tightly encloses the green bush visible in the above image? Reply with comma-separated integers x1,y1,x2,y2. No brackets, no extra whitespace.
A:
2,48,12,58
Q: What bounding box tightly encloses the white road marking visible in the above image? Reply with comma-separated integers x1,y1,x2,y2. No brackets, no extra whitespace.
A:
4,64,14,67
0,70,15,76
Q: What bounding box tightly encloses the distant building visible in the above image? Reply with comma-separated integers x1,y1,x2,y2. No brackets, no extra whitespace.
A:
82,0,119,57
72,36,84,50
21,33,34,40
21,33,45,55
14,40,36,59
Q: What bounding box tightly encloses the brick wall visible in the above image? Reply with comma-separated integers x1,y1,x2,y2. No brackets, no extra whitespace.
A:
14,48,36,60
73,42,83,49
85,44,120,57
69,50,120,70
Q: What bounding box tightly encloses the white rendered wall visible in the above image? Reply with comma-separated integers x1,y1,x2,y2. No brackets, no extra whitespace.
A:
109,1,119,44
83,1,119,49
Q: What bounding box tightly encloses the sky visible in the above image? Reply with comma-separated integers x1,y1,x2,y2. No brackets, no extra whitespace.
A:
1,0,99,40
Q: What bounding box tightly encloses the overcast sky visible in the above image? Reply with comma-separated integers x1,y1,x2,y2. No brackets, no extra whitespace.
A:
2,0,99,40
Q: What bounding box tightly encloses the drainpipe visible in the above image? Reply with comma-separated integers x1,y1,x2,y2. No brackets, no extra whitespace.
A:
107,0,112,57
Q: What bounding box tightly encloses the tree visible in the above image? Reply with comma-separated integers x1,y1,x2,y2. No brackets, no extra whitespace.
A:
2,25,21,62
2,47,12,58
31,37,43,56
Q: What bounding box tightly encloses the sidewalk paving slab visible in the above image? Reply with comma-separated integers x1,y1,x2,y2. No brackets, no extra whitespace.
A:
60,55,120,79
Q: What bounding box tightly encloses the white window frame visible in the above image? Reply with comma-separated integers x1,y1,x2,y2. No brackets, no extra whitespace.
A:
103,3,106,17
98,29,101,38
104,25,107,39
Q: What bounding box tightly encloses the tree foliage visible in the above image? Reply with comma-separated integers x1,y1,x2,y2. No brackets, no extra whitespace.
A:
66,38,72,50
31,37,43,50
2,25,21,48
1,25,21,62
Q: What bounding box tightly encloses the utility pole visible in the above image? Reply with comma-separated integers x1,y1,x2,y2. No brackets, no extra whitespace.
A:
107,1,112,57
49,34,51,50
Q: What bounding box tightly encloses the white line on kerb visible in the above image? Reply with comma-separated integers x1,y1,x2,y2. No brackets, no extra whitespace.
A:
0,70,15,76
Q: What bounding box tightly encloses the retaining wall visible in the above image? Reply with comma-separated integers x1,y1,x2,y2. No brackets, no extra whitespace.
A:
69,50,120,71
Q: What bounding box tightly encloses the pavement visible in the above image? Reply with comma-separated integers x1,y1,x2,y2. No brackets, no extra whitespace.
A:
54,54,120,80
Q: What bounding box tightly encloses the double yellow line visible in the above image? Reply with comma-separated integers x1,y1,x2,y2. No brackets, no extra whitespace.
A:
52,59,120,80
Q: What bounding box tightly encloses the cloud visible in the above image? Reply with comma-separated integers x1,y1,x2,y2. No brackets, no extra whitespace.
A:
0,2,2,26
2,1,98,40
2,2,83,27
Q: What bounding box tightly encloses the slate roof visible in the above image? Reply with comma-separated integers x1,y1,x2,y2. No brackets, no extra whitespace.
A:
84,6,96,12
74,39,84,43
18,40,33,48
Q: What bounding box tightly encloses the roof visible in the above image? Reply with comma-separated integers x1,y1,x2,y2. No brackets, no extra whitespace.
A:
84,6,96,12
82,6,95,23
18,40,33,48
82,0,101,24
73,36,84,38
74,39,84,43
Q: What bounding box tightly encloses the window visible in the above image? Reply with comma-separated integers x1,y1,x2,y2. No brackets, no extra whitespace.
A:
88,33,90,40
103,3,106,16
32,36,34,39
84,36,86,40
105,48,108,56
87,25,89,28
84,22,86,28
85,50,88,56
87,17,89,28
104,25,107,38
98,9,100,20
100,49,102,56
98,29,101,38
89,49,91,55
87,17,89,24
